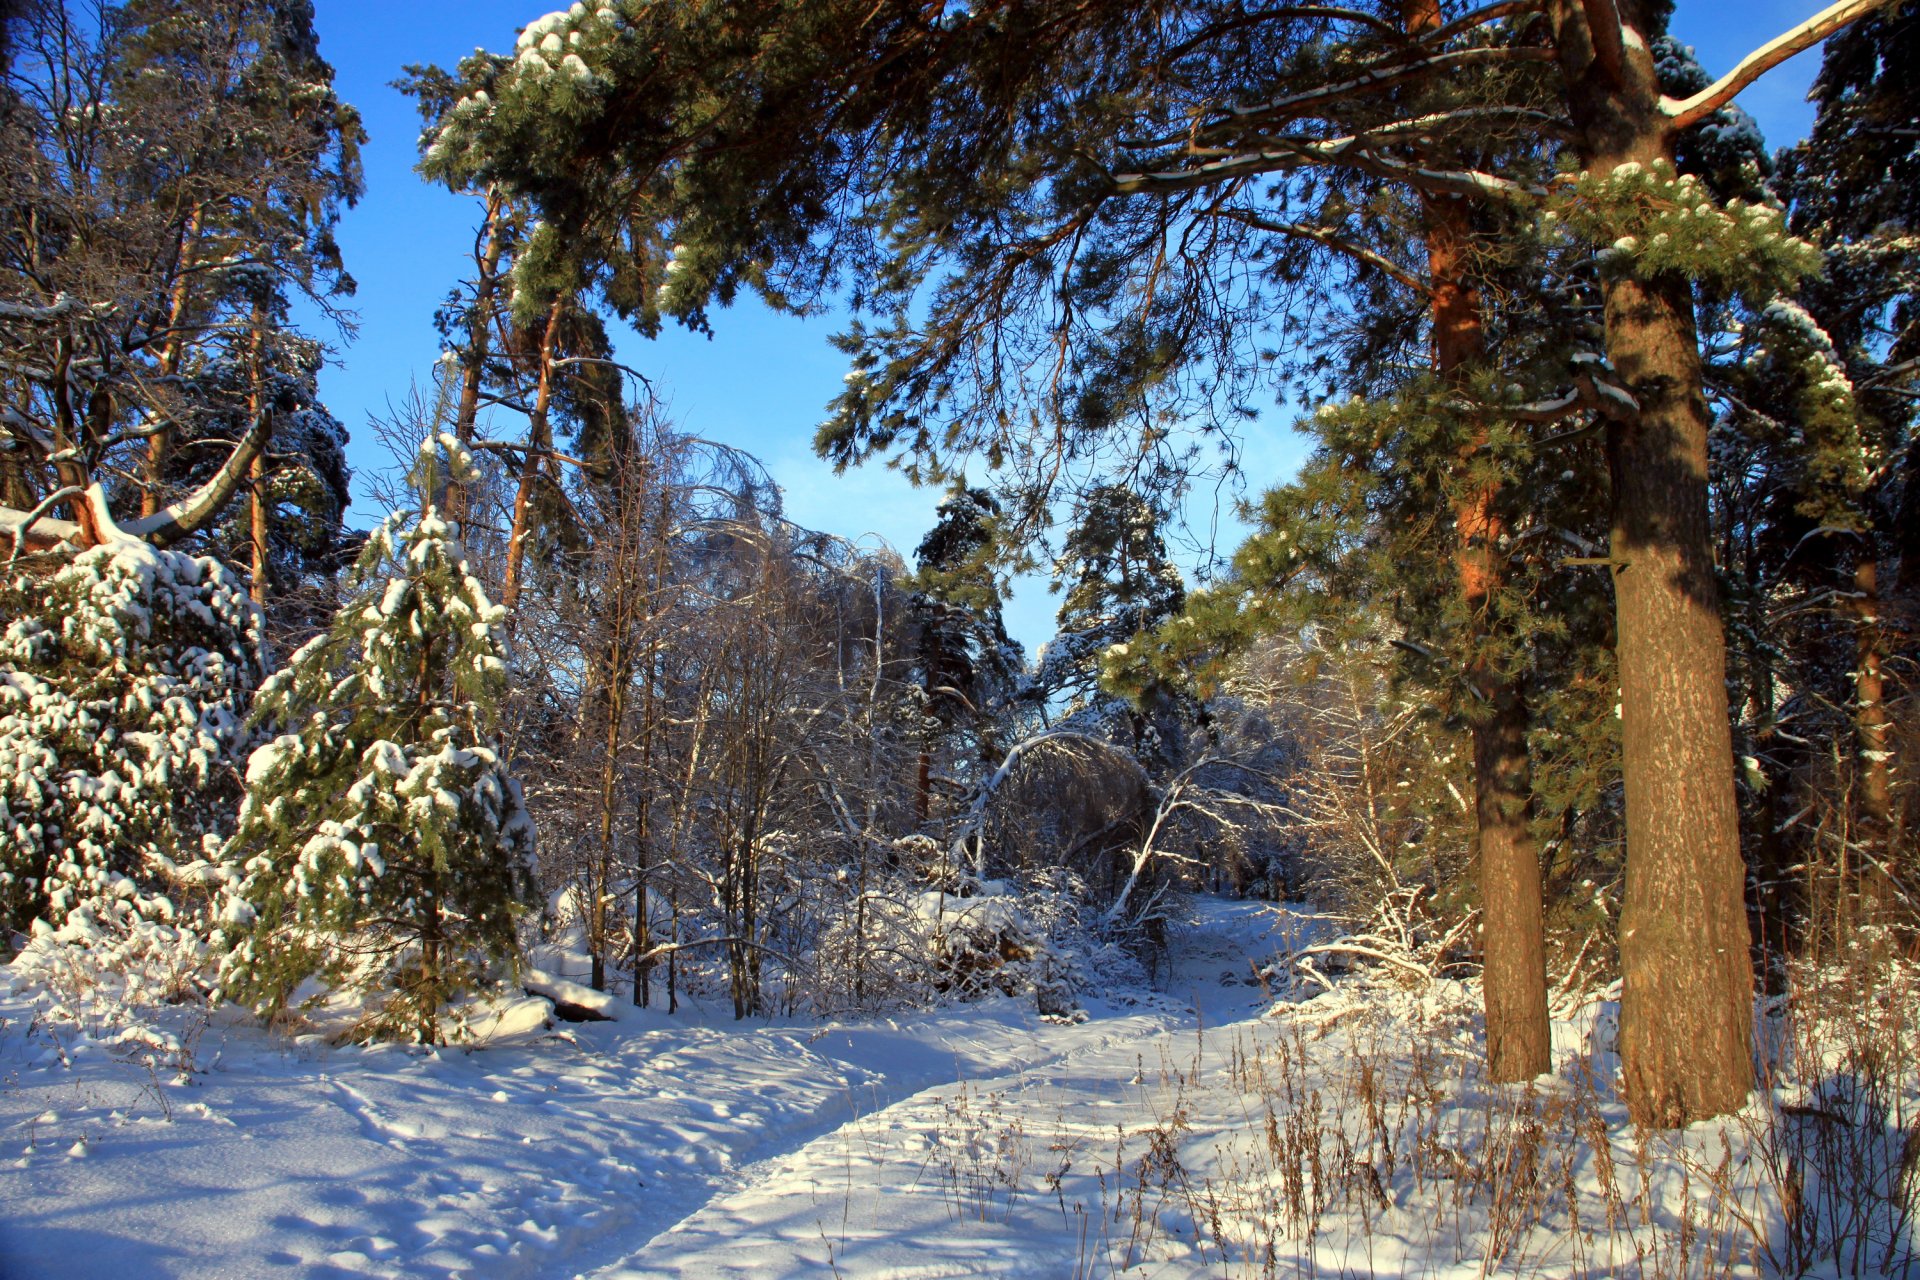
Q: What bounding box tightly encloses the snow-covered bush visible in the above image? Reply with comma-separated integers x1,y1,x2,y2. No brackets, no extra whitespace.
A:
818,869,1111,1018
0,541,263,997
217,436,536,1044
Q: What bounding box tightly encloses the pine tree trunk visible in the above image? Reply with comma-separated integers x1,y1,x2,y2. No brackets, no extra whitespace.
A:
1433,258,1550,1083
1555,0,1753,1126
449,190,506,533
503,295,566,611
249,453,270,606
246,306,270,605
1395,0,1551,1075
144,203,203,518
1852,557,1895,908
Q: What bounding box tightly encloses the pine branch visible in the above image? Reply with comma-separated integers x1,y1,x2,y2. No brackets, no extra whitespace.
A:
1200,209,1432,294
1114,139,1545,204
1208,46,1554,132
1579,0,1627,88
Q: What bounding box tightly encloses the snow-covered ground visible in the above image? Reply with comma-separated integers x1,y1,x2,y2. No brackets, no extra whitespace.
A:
4,900,1912,1279
0,901,1306,1279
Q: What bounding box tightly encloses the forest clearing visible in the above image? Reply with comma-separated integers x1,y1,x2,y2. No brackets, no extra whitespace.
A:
1,0,1916,1275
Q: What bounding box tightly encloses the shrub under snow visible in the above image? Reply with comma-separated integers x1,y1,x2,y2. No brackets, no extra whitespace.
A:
0,540,263,999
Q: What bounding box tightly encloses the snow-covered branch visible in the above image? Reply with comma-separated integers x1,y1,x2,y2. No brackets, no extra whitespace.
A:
1662,0,1896,133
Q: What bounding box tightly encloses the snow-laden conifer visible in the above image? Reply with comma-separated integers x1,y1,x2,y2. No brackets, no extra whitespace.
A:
0,542,262,991
218,434,535,1043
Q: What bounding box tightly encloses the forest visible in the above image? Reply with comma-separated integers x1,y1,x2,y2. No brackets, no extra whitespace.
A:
0,0,1915,1276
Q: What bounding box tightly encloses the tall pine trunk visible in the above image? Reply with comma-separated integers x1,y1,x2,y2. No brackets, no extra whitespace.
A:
503,295,566,611
1407,0,1551,1078
144,203,203,517
246,305,271,605
1555,0,1754,1125
449,189,507,532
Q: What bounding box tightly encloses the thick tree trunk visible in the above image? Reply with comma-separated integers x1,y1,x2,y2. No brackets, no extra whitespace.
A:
1430,228,1551,1083
1554,0,1753,1126
1852,557,1895,907
1471,682,1550,1075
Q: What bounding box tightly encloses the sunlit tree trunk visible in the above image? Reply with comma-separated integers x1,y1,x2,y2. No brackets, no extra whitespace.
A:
1553,0,1753,1125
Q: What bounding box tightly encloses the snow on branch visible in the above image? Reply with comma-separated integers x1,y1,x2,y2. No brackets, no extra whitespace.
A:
122,409,274,548
1,410,277,555
1,486,84,561
1662,0,1897,133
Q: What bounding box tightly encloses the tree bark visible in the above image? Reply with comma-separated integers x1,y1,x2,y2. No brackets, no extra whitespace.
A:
449,189,507,532
1404,0,1552,1080
1553,0,1753,1126
246,307,270,605
1852,557,1895,907
1436,257,1551,1082
1427,197,1550,1085
502,295,566,611
144,203,204,518
249,452,269,606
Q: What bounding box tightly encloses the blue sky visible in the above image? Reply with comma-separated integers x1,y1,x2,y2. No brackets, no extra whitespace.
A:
304,1,1835,651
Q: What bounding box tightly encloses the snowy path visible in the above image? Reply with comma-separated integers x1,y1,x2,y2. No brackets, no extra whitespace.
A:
586,902,1304,1279
0,900,1308,1280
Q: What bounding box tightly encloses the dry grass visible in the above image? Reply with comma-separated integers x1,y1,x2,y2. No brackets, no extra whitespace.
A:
896,940,1918,1278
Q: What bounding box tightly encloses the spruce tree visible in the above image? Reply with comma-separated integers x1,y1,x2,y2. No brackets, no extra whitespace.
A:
1039,484,1192,769
906,485,1023,821
218,434,535,1044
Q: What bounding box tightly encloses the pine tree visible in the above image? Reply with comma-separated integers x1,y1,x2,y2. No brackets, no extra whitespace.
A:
218,434,535,1044
0,0,362,556
439,0,1898,1124
0,540,262,976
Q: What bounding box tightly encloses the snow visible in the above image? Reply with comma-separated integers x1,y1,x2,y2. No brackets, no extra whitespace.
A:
0,900,1301,1278
2,899,1911,1277
524,968,618,1018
